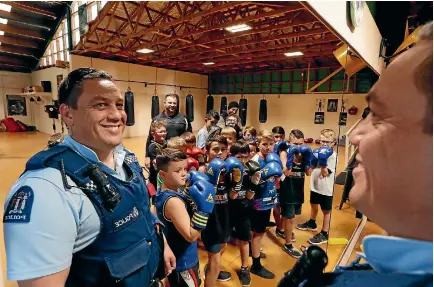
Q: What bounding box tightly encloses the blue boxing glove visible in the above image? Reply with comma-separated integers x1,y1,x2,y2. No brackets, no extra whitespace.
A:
206,158,227,185
311,148,319,167
266,152,283,168
226,157,244,192
286,145,300,169
273,140,289,154
317,146,334,167
261,161,283,181
186,171,209,186
189,180,216,230
300,145,313,169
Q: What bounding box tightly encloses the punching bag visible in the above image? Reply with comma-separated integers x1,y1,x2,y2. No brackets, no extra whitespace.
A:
239,98,247,127
186,94,194,122
151,96,159,119
206,94,214,113
259,98,267,123
220,96,227,114
125,90,135,126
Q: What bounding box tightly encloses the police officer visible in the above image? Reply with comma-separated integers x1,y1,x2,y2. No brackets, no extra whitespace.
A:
145,94,192,169
3,68,176,286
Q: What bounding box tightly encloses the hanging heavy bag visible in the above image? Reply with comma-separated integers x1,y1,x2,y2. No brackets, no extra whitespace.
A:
151,95,159,119
206,94,214,113
259,98,267,123
125,90,135,126
186,94,194,122
239,98,248,127
220,96,227,114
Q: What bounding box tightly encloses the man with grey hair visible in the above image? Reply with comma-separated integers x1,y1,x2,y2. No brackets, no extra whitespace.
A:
288,22,433,287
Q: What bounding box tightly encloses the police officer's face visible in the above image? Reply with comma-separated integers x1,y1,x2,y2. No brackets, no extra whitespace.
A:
349,38,432,241
62,79,126,150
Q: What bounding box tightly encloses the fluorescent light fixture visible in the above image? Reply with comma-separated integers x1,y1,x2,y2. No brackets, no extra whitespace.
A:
136,48,154,54
225,24,251,33
0,18,7,25
203,62,215,66
284,51,303,57
0,31,4,36
0,3,11,12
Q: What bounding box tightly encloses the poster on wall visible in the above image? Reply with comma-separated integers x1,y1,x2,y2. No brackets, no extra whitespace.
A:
327,99,338,112
314,112,325,124
339,112,348,126
7,95,27,116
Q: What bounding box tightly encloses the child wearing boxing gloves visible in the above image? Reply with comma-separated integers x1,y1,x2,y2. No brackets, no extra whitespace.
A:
148,120,167,194
297,129,337,245
221,126,237,150
229,140,261,286
271,126,286,232
181,132,196,151
155,148,216,287
274,129,313,258
249,130,283,279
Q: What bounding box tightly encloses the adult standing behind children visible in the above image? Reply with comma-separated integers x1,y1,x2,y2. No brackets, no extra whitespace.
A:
145,94,192,168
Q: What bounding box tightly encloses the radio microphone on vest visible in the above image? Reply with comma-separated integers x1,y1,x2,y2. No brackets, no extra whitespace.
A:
88,164,121,212
277,245,328,287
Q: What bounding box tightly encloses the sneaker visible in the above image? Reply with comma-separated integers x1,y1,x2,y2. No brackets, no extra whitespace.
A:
204,264,232,282
282,244,302,259
308,232,328,245
296,220,318,231
238,267,251,287
250,265,275,279
276,229,286,239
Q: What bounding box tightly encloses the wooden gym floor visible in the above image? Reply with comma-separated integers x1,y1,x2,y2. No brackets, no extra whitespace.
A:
0,132,383,287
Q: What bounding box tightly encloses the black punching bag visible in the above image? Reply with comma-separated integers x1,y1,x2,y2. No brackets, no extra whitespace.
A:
206,94,214,113
259,98,267,123
186,94,194,122
220,96,227,114
151,95,159,118
125,90,135,126
239,98,247,127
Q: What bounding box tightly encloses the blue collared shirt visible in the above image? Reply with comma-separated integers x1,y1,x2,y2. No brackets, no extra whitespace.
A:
360,235,433,275
3,136,149,281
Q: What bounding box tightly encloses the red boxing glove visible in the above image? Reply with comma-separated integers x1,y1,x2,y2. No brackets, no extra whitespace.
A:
187,147,204,160
187,157,199,172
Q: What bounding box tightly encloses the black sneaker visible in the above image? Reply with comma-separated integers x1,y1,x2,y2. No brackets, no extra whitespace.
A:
308,232,328,245
238,267,251,287
250,265,275,279
282,244,302,259
276,229,286,239
204,264,232,281
296,220,318,231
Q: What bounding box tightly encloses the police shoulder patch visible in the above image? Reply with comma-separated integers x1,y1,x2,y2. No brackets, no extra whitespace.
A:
3,186,34,223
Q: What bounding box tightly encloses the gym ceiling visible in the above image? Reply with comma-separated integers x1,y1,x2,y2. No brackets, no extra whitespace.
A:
0,1,69,73
73,1,341,74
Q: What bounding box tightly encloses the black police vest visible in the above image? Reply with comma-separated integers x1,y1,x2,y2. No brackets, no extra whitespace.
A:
25,145,161,287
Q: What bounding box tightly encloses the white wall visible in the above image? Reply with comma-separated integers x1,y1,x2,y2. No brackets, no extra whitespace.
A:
213,93,367,139
0,71,32,124
70,55,209,137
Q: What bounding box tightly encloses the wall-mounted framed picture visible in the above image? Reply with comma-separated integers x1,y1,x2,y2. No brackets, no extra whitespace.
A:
327,99,338,112
314,111,325,124
7,95,27,116
339,112,348,126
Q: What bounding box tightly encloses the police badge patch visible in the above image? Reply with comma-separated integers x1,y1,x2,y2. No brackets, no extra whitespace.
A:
3,186,34,223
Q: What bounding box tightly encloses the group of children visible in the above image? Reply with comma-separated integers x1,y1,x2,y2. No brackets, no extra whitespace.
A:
147,110,337,287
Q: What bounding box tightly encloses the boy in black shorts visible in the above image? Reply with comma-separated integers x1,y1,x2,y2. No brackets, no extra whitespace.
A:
229,140,261,286
198,135,232,286
275,129,313,258
155,148,215,287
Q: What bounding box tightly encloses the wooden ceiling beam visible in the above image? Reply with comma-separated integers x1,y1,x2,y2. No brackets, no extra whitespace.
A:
0,23,46,40
0,45,35,57
75,1,252,53
0,55,33,66
4,2,57,20
0,35,40,49
158,36,338,65
0,10,53,30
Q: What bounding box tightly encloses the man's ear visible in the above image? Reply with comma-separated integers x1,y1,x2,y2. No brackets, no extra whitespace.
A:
59,104,73,126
